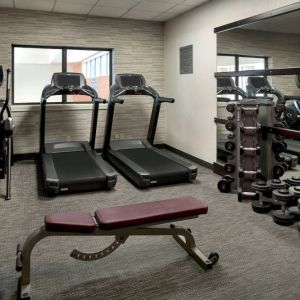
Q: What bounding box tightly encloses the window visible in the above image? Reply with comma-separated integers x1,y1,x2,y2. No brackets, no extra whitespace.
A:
217,54,268,97
13,46,112,104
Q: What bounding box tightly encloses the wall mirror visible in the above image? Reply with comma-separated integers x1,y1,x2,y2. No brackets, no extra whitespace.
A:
215,5,300,181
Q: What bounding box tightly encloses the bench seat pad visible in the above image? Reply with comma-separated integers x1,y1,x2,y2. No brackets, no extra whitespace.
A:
45,212,95,233
95,196,207,230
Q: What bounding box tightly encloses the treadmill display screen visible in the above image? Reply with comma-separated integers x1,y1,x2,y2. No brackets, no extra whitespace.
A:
120,75,143,87
217,77,234,88
56,74,81,89
249,77,269,88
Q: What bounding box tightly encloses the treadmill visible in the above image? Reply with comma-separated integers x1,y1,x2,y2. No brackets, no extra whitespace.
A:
102,73,197,188
40,72,117,195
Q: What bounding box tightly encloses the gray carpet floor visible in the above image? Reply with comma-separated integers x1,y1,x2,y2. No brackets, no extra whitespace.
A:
0,158,299,300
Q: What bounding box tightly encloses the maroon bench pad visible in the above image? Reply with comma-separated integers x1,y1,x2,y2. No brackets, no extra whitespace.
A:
45,212,96,233
95,196,207,230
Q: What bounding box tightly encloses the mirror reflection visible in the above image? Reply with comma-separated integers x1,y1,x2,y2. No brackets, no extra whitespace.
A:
216,9,300,179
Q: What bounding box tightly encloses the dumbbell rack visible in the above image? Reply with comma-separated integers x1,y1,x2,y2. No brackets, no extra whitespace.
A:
258,99,287,179
218,98,287,201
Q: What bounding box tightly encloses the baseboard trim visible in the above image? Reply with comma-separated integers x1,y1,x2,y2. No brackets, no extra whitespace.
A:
158,144,213,170
14,144,213,171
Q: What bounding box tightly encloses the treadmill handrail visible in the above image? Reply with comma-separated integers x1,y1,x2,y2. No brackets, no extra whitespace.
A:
109,86,159,103
217,86,248,98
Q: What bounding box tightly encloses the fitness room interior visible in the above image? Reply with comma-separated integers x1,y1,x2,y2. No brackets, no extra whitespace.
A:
0,0,300,299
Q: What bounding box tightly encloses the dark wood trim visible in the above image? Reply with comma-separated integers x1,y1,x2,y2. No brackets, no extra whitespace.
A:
213,162,225,176
215,67,300,78
159,144,213,170
214,2,300,33
13,153,39,161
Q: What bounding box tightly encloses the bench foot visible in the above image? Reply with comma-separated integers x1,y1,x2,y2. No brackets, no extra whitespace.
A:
173,235,218,271
17,278,30,300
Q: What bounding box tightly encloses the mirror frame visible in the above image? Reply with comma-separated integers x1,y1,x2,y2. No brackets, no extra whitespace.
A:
214,2,300,34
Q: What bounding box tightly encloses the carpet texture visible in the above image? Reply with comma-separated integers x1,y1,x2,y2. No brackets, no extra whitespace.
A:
0,158,299,300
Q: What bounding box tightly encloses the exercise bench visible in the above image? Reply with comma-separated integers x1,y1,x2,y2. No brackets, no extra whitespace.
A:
16,196,219,299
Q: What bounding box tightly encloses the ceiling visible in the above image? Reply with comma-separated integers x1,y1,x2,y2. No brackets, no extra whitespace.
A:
0,0,209,21
243,10,300,35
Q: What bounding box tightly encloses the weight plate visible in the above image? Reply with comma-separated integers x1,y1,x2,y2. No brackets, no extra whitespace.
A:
224,163,235,174
225,141,235,152
223,175,234,183
273,165,285,178
225,121,235,132
272,142,286,154
251,201,272,214
289,206,300,219
286,176,300,186
272,189,294,202
226,103,236,113
289,186,300,196
272,210,295,226
217,179,231,193
251,181,270,192
267,179,286,189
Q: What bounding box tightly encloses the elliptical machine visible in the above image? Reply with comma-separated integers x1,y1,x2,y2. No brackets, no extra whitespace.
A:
0,66,14,200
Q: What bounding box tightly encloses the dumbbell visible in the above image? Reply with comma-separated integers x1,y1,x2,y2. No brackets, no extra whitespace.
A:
226,103,236,113
286,176,300,187
288,186,300,219
217,175,234,193
272,141,286,154
225,141,235,152
266,179,286,208
273,164,285,178
224,163,235,174
225,121,235,132
272,189,295,226
251,181,272,214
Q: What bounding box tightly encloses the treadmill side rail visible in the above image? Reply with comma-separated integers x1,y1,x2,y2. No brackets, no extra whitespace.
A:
43,153,60,195
150,147,198,180
88,151,117,189
108,150,151,188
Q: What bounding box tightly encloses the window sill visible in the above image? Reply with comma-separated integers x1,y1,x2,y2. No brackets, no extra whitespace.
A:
11,103,108,112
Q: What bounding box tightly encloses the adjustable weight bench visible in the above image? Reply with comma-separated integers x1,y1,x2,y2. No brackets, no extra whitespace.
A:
16,196,219,299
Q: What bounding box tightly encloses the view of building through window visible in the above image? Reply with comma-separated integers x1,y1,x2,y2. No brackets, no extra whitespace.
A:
13,46,111,104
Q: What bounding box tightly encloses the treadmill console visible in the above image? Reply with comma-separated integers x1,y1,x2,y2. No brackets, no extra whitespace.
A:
51,72,86,91
217,77,235,88
115,74,146,89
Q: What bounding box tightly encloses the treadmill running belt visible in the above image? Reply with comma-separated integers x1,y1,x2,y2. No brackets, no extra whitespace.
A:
119,148,189,179
52,151,106,185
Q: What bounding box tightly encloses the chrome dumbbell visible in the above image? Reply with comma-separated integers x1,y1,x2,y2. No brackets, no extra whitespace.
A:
251,181,272,214
288,186,300,220
272,189,295,226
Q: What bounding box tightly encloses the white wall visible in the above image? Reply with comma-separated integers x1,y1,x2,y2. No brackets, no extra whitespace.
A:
164,0,299,164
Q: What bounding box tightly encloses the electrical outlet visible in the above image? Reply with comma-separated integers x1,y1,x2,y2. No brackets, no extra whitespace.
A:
114,133,120,140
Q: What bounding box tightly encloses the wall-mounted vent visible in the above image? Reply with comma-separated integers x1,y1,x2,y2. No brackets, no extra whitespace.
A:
180,45,193,74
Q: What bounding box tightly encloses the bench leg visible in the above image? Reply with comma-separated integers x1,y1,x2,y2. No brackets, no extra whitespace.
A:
17,227,52,299
173,234,214,271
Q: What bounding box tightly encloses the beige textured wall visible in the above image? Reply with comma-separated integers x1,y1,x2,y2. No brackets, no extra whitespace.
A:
218,29,300,95
0,8,165,154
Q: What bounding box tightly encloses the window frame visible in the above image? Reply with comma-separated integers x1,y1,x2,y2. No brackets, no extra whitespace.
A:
12,44,113,105
217,53,268,100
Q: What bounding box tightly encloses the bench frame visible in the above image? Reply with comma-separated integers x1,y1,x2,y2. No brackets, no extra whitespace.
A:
16,217,217,299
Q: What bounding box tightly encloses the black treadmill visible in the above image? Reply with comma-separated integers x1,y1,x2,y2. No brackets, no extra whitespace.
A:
102,73,197,188
40,72,117,195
